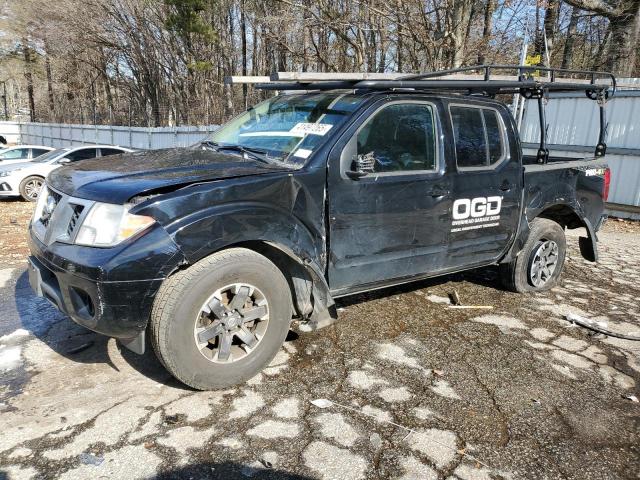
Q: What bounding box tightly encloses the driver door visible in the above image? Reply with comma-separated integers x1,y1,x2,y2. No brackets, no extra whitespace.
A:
327,99,452,294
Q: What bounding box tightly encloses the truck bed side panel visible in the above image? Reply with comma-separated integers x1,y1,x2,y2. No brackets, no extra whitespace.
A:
523,159,607,231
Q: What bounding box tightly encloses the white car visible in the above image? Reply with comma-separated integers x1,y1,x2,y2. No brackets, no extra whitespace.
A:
0,145,54,165
0,145,133,201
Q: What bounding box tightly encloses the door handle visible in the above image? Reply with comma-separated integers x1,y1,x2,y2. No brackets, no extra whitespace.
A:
427,189,450,197
499,180,513,192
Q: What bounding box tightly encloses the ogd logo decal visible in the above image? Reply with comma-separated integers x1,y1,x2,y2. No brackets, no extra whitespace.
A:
451,196,502,232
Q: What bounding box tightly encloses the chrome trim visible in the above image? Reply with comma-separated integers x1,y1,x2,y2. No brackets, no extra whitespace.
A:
32,185,95,246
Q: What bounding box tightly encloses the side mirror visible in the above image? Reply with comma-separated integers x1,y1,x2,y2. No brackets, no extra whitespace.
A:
57,158,70,164
346,152,375,180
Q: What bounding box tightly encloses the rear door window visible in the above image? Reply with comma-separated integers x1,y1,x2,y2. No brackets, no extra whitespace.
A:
100,148,126,157
450,106,506,169
65,148,98,162
483,110,504,163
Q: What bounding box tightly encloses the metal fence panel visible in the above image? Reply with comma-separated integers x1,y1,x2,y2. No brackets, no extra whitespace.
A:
0,121,21,144
16,122,218,150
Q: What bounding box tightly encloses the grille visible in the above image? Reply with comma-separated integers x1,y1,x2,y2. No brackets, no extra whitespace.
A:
33,187,94,246
66,204,85,237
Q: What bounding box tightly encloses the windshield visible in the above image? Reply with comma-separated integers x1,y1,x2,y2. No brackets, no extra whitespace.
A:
33,148,70,163
206,92,364,165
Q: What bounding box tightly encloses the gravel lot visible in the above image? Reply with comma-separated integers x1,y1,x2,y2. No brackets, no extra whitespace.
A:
0,199,639,480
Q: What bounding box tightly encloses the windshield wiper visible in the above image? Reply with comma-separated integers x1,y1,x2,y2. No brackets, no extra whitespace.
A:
200,140,220,150
215,144,276,164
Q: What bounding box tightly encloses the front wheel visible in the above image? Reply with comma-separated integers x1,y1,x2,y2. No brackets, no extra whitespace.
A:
19,176,45,202
149,248,292,390
500,218,567,293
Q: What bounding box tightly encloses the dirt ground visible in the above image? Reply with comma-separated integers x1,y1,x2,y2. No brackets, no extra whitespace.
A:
0,199,639,480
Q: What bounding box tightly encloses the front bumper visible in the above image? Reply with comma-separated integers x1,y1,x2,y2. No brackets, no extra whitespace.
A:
27,222,186,349
0,179,18,196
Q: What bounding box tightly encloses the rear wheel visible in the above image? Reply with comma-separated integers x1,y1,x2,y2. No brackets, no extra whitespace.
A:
19,176,44,202
500,218,566,293
149,248,292,390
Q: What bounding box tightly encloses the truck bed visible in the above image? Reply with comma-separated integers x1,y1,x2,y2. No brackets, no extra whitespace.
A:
522,154,587,165
522,155,604,172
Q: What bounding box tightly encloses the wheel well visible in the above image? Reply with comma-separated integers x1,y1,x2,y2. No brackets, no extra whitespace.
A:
164,240,318,319
222,241,313,318
535,204,598,262
21,174,45,183
537,205,585,230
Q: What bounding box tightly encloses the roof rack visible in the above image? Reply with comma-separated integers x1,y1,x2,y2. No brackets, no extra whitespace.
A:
236,65,616,96
226,65,618,163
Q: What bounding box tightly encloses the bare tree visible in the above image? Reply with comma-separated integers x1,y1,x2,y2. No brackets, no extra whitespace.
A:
0,0,625,125
564,0,640,75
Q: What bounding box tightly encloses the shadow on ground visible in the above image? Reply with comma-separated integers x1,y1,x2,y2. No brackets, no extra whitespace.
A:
12,260,504,391
335,265,505,308
12,270,189,391
150,462,314,480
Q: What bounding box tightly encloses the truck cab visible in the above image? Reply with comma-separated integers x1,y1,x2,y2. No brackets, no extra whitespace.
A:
27,66,613,390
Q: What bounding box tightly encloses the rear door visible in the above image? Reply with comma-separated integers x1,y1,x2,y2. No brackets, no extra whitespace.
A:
445,102,521,268
327,98,453,293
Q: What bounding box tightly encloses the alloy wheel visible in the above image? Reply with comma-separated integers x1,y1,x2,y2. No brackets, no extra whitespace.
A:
25,179,43,199
529,240,559,287
194,283,269,363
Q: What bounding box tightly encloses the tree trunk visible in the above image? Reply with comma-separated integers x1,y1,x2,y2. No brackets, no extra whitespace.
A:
240,0,248,109
543,0,559,65
22,39,36,122
100,50,114,124
606,6,640,76
395,0,403,71
449,0,473,68
561,7,580,69
42,38,56,121
478,0,496,64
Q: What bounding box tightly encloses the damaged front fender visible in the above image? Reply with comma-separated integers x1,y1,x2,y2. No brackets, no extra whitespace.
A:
133,169,335,328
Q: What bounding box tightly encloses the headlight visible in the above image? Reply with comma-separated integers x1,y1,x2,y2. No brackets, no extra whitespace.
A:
75,202,155,247
0,170,17,177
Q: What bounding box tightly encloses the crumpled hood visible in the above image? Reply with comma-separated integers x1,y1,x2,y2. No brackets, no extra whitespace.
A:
47,148,292,204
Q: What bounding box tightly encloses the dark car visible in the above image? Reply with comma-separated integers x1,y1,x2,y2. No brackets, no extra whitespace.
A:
26,66,613,390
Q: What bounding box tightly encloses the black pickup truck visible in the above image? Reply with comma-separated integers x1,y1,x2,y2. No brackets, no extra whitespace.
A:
27,66,614,389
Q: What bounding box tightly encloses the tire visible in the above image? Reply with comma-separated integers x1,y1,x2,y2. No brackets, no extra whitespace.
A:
19,176,45,202
500,218,566,293
149,248,292,390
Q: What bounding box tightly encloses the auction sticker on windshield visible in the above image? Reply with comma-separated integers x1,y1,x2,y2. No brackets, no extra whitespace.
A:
293,148,313,159
290,122,333,136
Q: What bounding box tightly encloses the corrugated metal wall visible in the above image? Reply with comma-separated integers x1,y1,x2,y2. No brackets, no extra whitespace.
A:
520,90,640,149
0,121,22,144
18,123,218,150
520,89,640,218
